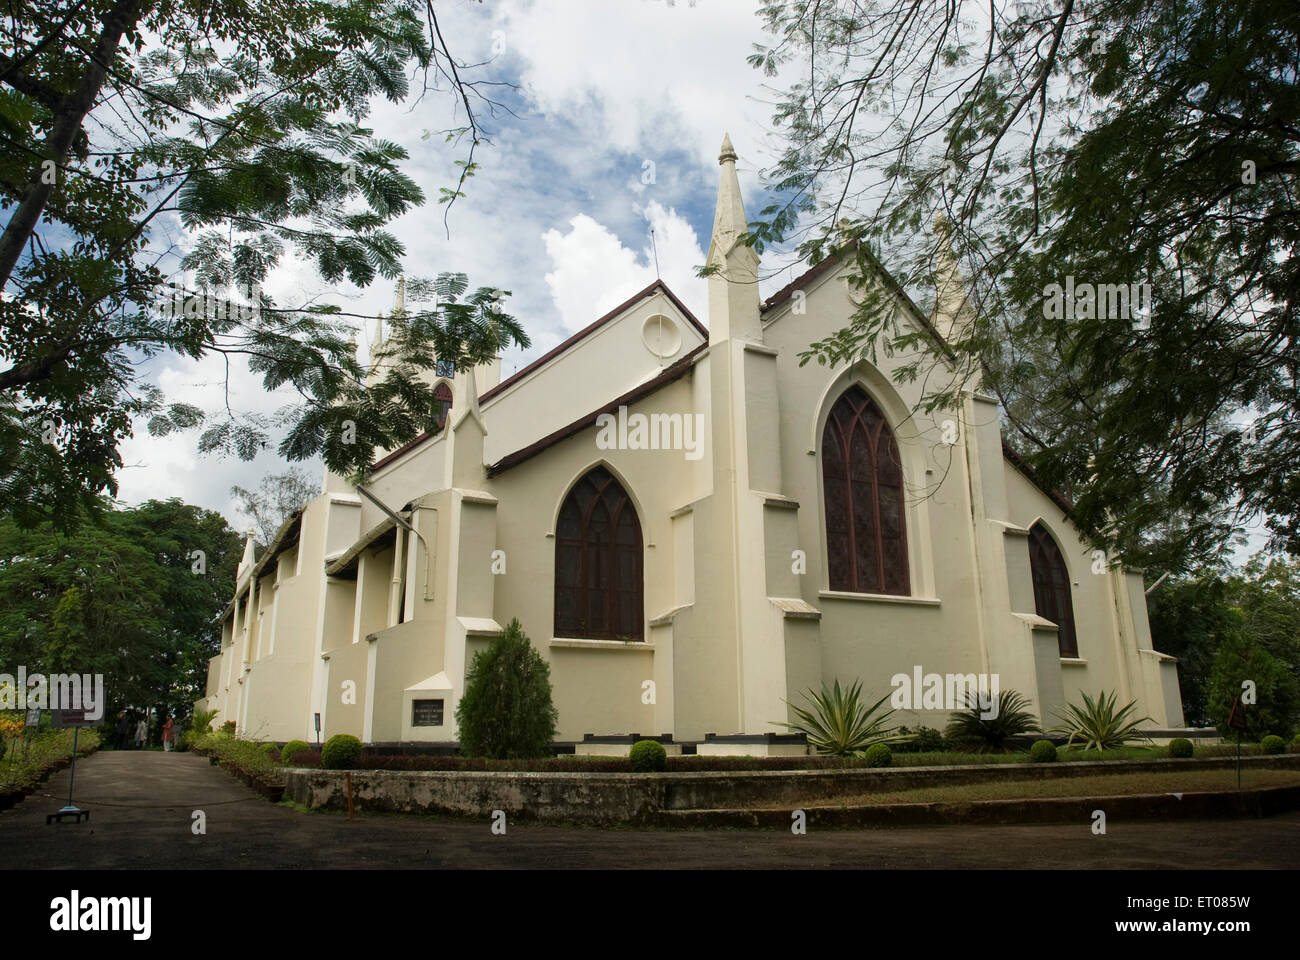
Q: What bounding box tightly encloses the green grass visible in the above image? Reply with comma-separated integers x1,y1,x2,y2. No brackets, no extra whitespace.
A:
791,768,1300,806
0,729,101,794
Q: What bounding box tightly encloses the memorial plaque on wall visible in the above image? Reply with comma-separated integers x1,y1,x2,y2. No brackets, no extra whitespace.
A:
412,699,444,727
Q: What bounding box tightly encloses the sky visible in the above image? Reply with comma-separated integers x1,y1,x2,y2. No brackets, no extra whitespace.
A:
115,0,806,531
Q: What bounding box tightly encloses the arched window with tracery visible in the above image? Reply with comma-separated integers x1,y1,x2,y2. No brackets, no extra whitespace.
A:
1028,522,1078,658
822,384,909,595
554,465,643,640
431,381,453,433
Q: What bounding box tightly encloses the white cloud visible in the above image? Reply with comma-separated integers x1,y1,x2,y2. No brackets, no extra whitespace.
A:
541,201,706,331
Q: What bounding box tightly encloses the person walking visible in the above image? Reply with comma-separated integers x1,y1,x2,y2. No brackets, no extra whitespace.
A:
162,715,175,752
114,711,132,750
134,714,147,749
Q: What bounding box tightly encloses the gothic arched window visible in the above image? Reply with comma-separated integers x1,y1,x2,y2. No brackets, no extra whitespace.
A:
554,466,643,641
431,381,453,433
1029,522,1078,658
822,385,909,595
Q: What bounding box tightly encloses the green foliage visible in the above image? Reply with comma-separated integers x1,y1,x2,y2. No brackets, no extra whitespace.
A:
861,743,892,768
455,619,558,759
895,725,946,753
775,678,901,756
0,728,100,795
0,0,527,530
321,734,363,770
1168,738,1194,759
258,743,277,760
1261,735,1286,755
1049,691,1154,751
1150,556,1300,729
750,0,1300,570
629,740,667,772
280,740,310,766
1206,628,1299,741
1029,740,1058,763
0,501,240,715
944,690,1041,753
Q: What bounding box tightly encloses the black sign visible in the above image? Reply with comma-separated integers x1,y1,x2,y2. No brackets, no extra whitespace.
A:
412,699,444,727
1228,696,1248,732
50,709,95,728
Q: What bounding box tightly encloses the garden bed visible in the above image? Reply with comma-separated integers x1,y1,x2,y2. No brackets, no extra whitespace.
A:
0,729,101,810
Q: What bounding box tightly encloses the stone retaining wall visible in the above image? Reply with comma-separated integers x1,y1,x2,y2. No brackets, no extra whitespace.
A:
283,753,1300,825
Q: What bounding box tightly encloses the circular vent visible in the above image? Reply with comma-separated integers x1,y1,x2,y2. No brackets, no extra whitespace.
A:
641,314,681,358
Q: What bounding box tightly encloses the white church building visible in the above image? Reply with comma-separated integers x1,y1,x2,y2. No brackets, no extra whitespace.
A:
196,136,1185,749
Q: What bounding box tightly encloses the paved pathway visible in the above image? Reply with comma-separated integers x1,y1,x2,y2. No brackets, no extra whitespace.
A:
3,750,1299,869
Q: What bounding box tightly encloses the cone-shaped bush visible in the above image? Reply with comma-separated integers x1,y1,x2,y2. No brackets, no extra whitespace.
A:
456,618,558,759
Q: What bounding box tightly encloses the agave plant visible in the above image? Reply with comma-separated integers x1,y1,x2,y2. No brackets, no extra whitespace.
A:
775,679,901,756
944,689,1041,753
1049,690,1153,751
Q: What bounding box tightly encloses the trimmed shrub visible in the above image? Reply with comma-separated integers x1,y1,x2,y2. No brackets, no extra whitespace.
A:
456,618,558,758
280,739,310,766
896,725,945,754
1261,735,1286,755
321,734,363,770
629,739,667,772
862,743,892,767
257,742,278,761
1168,737,1194,758
1029,739,1057,763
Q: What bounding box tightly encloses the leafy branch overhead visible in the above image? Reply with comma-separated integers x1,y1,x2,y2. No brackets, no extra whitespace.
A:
751,0,1299,570
0,0,519,529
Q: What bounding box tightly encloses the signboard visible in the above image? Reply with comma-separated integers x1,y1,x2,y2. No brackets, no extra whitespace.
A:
49,709,95,728
1227,697,1248,732
314,712,321,734
412,699,444,727
25,709,41,728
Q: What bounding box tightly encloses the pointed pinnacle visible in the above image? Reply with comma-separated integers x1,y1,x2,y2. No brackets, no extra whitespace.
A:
718,133,737,165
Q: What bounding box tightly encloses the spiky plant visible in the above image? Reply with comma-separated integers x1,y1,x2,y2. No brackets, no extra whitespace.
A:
1049,690,1153,751
944,690,1041,753
775,679,901,756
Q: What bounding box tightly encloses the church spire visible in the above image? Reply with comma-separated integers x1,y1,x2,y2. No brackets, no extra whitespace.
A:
392,274,406,319
709,133,749,260
930,213,973,344
707,133,761,343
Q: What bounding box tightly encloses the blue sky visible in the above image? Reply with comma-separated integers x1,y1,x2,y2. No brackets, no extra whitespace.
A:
115,0,803,528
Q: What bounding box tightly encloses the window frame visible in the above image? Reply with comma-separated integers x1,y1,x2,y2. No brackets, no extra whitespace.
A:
553,465,644,641
1028,521,1079,658
820,384,911,596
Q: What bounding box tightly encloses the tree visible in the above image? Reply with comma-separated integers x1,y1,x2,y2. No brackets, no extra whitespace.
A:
231,467,319,546
748,0,1299,569
1149,554,1300,727
455,619,558,759
0,497,241,721
0,0,527,532
1206,626,1299,741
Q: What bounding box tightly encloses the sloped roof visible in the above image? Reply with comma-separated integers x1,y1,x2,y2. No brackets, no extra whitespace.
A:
367,279,705,475
487,342,707,477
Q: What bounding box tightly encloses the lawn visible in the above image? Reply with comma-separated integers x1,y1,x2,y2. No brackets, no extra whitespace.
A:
783,768,1300,807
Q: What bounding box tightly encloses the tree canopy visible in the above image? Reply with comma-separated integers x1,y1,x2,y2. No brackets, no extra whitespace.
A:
1,0,527,531
749,0,1299,572
0,497,241,719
